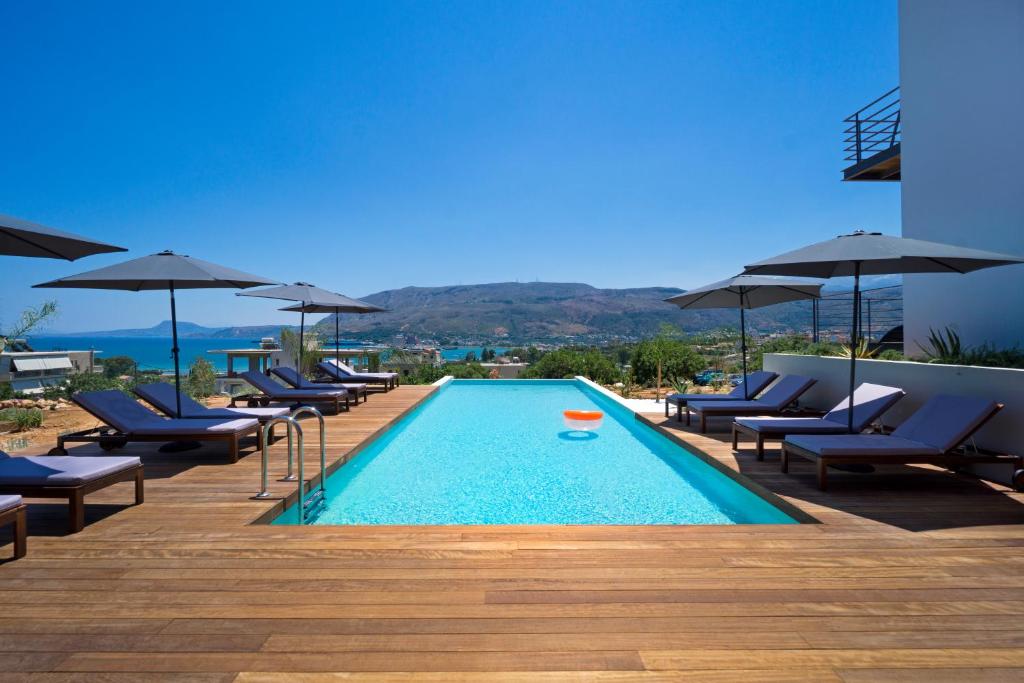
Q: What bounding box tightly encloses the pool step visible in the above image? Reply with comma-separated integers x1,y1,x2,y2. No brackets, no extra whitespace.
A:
301,488,326,523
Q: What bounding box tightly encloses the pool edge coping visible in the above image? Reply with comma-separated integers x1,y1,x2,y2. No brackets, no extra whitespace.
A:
255,376,816,526
248,382,444,525
576,376,819,525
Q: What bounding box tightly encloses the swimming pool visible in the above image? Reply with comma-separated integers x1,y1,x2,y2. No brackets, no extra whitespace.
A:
273,379,797,525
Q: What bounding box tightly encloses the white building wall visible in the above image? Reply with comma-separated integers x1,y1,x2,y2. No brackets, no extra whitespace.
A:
899,0,1024,353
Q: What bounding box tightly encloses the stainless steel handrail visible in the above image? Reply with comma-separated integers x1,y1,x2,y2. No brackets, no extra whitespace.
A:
255,415,299,498
289,406,327,524
289,405,327,494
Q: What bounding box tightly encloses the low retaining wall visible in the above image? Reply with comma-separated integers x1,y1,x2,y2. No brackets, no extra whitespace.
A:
763,353,1024,483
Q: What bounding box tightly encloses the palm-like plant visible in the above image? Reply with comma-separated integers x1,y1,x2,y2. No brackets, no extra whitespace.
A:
836,338,878,359
917,327,964,364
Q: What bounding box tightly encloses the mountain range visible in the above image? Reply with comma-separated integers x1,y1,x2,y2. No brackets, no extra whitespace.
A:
46,280,901,345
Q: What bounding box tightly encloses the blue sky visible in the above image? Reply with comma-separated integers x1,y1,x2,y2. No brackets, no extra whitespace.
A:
0,0,899,332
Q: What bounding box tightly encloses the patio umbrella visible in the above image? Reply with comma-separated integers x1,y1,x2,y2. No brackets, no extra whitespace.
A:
280,299,386,368
1,212,126,260
665,275,822,399
238,283,383,374
34,251,279,418
743,230,1024,431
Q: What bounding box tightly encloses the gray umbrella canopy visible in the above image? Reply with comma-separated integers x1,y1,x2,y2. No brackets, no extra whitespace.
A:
239,283,384,370
1,212,126,260
34,250,280,290
743,230,1024,278
665,275,822,399
665,275,821,310
35,251,279,418
743,230,1024,431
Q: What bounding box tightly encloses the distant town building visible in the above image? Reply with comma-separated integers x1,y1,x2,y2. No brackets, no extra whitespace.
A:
0,342,98,395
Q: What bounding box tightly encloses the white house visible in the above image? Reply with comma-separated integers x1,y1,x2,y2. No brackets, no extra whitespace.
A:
845,0,1024,354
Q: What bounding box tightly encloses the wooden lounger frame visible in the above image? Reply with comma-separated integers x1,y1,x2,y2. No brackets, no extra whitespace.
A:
316,370,397,392
0,502,27,559
780,405,1022,491
50,424,259,463
0,464,143,534
230,391,350,415
733,420,791,461
687,403,812,434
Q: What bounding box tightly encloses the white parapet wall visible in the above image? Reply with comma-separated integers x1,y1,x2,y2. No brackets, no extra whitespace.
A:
764,353,1024,482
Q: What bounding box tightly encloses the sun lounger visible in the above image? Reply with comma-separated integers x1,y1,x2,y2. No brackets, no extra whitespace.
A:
733,383,905,459
55,390,260,462
271,367,367,405
319,358,398,391
686,375,817,433
665,371,777,421
0,451,143,532
0,494,26,558
781,394,1022,490
237,371,351,414
134,382,292,422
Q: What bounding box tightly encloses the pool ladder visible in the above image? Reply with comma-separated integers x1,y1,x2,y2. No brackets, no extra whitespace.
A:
255,406,328,524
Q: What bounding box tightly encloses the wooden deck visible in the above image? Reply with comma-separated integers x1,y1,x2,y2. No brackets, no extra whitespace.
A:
2,387,1024,681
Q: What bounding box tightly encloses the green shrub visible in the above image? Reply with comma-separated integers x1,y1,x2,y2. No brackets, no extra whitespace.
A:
185,358,217,399
53,373,134,400
400,365,448,385
877,349,904,361
103,355,137,378
397,362,492,384
918,327,963,364
0,382,13,400
751,335,843,369
915,326,1024,369
447,363,491,379
522,348,620,383
0,407,43,431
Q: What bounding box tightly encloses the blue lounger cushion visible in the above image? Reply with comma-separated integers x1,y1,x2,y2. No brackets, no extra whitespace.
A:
0,452,141,486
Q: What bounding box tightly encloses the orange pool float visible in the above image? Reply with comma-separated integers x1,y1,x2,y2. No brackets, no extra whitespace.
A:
563,409,604,431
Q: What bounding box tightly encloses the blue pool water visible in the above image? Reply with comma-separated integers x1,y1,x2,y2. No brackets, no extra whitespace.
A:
274,380,796,525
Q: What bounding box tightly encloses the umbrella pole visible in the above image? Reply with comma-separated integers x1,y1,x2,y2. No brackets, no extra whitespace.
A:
335,310,340,364
740,302,749,401
298,311,305,377
848,263,861,433
170,282,182,418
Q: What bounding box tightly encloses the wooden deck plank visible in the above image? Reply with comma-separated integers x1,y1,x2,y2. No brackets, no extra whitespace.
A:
0,391,1022,679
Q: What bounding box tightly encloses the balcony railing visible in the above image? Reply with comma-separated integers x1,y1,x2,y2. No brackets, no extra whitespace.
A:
844,86,900,164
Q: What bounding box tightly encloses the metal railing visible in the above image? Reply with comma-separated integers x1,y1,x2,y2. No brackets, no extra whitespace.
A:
289,406,327,524
844,86,900,164
256,415,299,498
253,407,327,524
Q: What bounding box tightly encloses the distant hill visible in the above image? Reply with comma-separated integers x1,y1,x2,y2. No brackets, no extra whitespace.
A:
313,282,830,344
47,320,294,339
48,280,901,345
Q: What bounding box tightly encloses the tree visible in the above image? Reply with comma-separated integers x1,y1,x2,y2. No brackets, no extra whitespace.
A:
0,301,58,352
631,334,704,398
464,351,477,362
185,358,217,399
631,324,696,402
280,328,322,377
504,347,543,363
103,356,137,379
